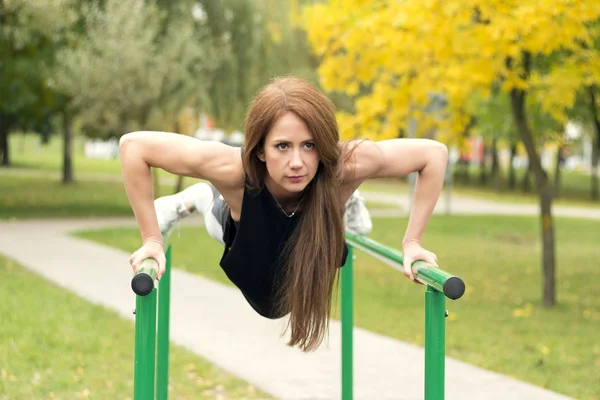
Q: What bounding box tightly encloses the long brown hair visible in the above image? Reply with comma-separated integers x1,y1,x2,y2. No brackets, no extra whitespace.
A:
242,77,345,352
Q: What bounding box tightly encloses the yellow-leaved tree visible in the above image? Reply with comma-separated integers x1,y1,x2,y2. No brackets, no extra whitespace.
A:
302,0,600,307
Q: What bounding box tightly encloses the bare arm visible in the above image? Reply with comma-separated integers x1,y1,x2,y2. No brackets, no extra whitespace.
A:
346,137,448,247
119,131,243,244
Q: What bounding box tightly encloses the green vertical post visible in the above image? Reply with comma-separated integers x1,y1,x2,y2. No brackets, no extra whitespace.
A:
156,245,172,400
424,286,445,400
341,245,354,400
134,288,157,400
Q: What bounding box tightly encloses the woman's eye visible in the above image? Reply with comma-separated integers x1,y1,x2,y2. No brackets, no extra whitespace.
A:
304,142,315,149
276,143,289,150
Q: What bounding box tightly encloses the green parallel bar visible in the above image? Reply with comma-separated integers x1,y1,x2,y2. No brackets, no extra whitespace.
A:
341,245,354,400
134,282,157,400
136,263,158,278
132,259,158,296
156,245,172,400
425,286,445,400
344,232,465,300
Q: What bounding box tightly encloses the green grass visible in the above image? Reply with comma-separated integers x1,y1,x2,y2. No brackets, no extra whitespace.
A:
364,200,402,210
74,216,600,400
0,173,397,220
0,255,271,399
0,174,134,219
0,170,207,220
9,133,123,175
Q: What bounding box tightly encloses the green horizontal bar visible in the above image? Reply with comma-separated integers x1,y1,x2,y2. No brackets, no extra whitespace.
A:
344,232,465,300
131,258,159,296
137,258,158,279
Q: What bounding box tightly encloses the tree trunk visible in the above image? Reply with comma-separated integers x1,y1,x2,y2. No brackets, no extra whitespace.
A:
539,186,556,307
588,86,599,201
0,115,11,167
509,52,556,308
62,110,74,184
463,161,470,183
522,160,532,192
0,3,9,167
491,136,501,191
554,146,563,198
593,137,599,201
508,141,517,189
479,141,487,185
454,119,475,184
174,176,185,193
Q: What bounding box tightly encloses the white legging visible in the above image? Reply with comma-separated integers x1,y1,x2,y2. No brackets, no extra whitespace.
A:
195,183,228,245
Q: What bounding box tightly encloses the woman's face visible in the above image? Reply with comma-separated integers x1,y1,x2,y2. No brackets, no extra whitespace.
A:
259,111,320,198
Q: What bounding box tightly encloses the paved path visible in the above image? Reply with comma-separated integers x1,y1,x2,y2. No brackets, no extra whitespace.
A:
0,218,574,400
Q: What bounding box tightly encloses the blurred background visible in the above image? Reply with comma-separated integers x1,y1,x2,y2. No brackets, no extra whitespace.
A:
1,1,599,399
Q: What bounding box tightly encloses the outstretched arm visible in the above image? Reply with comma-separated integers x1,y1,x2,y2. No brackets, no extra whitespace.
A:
119,131,243,276
347,138,448,280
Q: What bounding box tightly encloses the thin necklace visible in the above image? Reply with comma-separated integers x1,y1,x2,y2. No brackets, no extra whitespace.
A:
269,191,303,218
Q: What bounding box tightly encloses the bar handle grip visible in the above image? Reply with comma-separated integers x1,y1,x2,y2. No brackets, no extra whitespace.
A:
442,276,466,300
131,258,158,296
414,261,465,300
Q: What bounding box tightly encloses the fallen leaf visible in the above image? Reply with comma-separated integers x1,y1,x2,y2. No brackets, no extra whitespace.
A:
184,363,195,371
512,303,533,318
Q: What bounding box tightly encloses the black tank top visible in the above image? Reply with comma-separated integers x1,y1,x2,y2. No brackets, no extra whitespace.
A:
219,185,348,319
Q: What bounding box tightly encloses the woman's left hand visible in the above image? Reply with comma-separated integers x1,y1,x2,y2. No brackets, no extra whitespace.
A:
401,239,438,284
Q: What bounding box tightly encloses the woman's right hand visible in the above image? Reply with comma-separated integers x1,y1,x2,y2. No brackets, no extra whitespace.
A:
129,240,166,279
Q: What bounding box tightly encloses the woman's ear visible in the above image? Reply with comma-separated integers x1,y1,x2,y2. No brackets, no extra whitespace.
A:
256,148,266,162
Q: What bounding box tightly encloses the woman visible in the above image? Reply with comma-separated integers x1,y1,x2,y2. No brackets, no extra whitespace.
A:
120,77,447,352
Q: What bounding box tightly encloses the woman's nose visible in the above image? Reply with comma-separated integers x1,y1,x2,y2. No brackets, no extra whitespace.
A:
289,149,303,168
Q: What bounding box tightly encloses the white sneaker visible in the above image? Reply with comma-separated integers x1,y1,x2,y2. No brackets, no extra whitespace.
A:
344,189,372,235
154,183,213,235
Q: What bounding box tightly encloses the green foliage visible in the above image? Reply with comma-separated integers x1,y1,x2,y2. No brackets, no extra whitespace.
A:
0,0,76,127
473,91,564,146
50,0,216,139
0,174,134,219
302,1,600,145
199,0,318,130
2,0,318,144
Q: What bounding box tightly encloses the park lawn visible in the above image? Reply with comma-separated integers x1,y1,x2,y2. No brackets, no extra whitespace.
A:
0,174,134,219
9,133,123,175
74,215,600,400
0,173,398,220
0,173,204,220
364,200,402,210
0,255,271,400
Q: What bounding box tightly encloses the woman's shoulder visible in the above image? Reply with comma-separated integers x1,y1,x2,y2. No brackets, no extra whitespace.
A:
340,139,383,186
